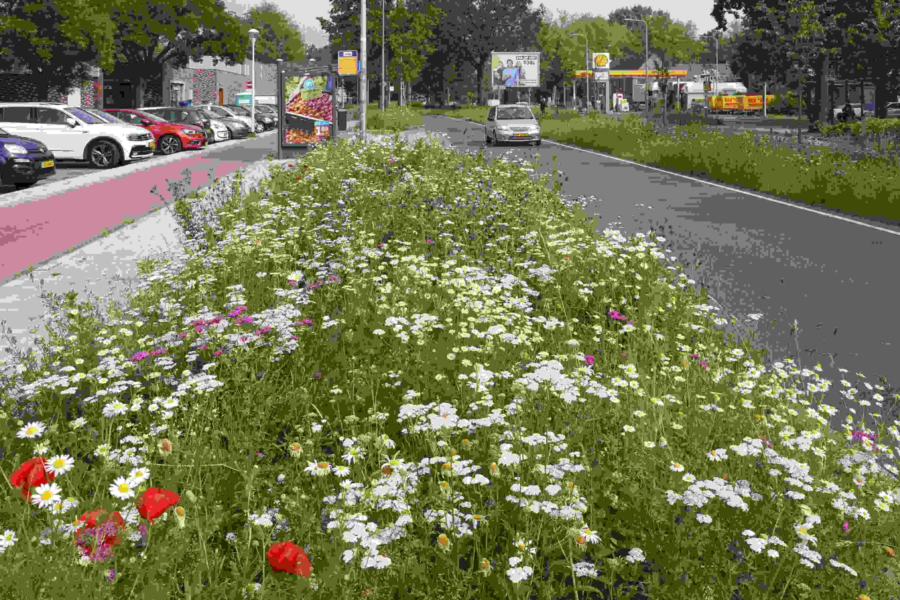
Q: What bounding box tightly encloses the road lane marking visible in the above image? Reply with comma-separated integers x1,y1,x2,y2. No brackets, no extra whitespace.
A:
434,114,900,238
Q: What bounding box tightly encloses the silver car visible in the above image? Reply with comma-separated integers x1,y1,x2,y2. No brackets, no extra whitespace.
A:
485,104,541,147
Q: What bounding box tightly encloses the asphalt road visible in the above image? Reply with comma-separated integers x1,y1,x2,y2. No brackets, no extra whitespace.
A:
423,113,900,445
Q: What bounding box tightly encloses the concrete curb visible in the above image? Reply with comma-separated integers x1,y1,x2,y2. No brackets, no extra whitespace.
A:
0,130,277,209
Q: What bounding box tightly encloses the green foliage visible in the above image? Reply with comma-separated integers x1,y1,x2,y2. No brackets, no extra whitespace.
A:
236,0,306,62
0,0,117,99
366,105,424,131
820,117,900,136
95,0,248,106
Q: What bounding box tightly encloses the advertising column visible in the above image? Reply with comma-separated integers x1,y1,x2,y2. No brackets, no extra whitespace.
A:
278,62,338,159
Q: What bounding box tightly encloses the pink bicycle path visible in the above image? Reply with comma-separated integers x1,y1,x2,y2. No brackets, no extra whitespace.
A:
0,155,247,283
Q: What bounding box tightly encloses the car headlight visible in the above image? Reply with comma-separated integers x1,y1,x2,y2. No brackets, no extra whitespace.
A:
497,125,511,131
5,144,28,155
127,134,146,141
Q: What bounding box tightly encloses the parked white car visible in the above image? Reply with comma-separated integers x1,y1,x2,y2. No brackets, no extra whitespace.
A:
0,102,155,168
194,104,255,132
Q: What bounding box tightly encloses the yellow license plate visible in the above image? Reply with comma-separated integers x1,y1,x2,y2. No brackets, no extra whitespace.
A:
149,141,155,148
41,160,54,168
514,134,528,138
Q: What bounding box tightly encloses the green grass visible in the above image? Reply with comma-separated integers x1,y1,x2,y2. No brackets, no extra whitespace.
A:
1,138,899,600
423,106,900,221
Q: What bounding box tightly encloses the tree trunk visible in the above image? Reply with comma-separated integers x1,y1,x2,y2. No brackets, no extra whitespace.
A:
874,73,889,119
475,61,486,106
818,54,828,127
135,76,146,109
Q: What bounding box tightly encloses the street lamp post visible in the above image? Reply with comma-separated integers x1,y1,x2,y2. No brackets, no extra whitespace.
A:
624,18,648,118
569,32,589,112
249,28,259,133
381,0,386,111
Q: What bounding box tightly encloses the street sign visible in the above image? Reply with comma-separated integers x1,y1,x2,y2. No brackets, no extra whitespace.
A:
338,50,359,76
245,81,253,90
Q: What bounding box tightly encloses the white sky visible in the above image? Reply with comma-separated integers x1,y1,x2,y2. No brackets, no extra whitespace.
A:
224,0,730,49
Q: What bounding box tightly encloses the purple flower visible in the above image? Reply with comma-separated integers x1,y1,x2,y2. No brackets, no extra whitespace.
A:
130,351,150,363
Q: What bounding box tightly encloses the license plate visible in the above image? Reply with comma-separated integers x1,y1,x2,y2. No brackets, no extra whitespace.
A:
149,141,156,148
41,160,54,168
514,134,528,138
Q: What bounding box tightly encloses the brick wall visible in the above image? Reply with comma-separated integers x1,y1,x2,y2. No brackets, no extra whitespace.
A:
79,79,103,108
162,65,195,106
192,69,218,104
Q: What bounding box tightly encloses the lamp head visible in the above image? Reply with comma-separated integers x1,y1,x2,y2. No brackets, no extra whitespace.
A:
248,28,260,41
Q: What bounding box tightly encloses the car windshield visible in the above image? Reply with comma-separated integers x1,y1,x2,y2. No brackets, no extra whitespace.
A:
496,107,533,120
198,110,217,120
228,106,250,115
68,107,106,124
87,110,122,123
135,111,166,122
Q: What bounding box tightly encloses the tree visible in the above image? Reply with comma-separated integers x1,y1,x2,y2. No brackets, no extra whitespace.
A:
840,0,900,119
97,0,248,107
382,0,442,106
641,15,704,120
0,0,116,100
237,1,305,62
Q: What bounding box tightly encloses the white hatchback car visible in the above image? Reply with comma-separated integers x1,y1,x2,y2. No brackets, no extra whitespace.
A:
0,102,155,168
485,104,541,147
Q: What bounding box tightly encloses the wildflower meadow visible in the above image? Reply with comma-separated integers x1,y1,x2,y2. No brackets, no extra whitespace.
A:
1,136,899,600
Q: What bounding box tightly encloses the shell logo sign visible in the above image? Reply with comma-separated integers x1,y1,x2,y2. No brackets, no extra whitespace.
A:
593,53,609,69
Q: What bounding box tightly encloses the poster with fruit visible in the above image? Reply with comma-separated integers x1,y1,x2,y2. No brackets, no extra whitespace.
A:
284,75,334,145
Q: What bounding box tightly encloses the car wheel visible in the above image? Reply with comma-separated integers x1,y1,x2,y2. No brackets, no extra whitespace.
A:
534,140,541,147
159,134,182,155
255,123,264,133
87,140,120,169
485,132,493,146
227,128,234,141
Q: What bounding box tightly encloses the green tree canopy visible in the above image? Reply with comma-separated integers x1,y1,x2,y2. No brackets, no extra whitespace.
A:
98,0,249,107
0,0,116,100
238,0,305,62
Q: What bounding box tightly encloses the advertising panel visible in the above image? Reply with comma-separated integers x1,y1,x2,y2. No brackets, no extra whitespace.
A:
491,52,540,88
284,73,334,145
338,51,359,76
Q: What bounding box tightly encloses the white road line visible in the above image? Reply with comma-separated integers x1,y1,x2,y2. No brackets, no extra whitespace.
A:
436,114,900,237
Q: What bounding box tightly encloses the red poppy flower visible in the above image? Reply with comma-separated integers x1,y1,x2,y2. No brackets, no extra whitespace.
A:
137,488,181,524
267,541,312,577
10,457,56,502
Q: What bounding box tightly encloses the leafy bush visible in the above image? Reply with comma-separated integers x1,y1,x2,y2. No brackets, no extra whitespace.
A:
820,118,900,137
2,137,899,600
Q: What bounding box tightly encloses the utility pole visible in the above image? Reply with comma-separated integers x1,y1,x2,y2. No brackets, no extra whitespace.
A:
381,0,386,111
360,0,367,141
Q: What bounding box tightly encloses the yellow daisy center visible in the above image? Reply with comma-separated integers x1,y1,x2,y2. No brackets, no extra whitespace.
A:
26,427,37,435
119,483,130,492
54,459,65,469
41,490,53,500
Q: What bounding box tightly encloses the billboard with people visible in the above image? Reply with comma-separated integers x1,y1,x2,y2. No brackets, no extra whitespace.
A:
491,53,540,88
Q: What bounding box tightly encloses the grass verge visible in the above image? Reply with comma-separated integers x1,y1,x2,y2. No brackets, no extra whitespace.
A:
427,106,900,222
0,138,898,600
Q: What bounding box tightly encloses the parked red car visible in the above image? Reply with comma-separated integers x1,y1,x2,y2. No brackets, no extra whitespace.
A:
102,108,207,155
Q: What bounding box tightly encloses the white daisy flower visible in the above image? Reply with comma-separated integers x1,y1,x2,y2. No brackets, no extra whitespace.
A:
47,455,75,477
17,421,46,439
128,467,150,484
31,483,63,509
109,476,138,500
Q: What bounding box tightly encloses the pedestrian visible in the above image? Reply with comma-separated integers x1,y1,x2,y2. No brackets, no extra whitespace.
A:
539,93,547,116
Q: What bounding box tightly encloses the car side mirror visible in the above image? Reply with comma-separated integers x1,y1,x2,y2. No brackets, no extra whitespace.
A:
140,119,152,126
65,117,78,128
